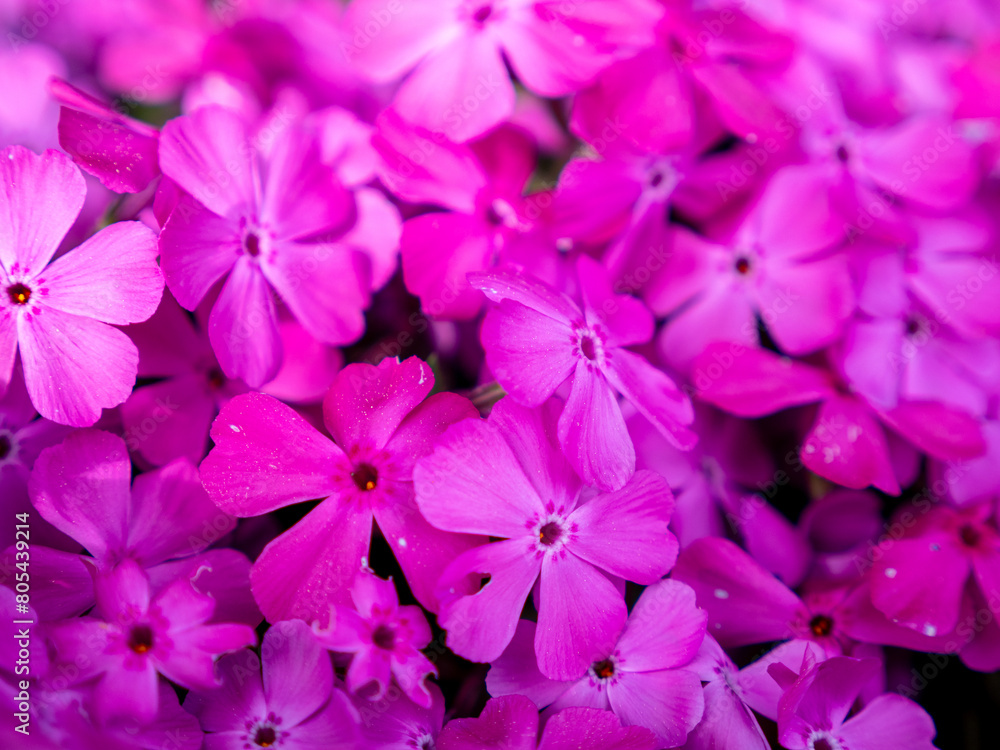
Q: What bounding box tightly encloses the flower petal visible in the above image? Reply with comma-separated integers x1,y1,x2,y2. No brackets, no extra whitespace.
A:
208,256,281,388
536,552,628,681
250,499,372,627
18,308,138,426
568,471,678,585
202,392,342,516
0,146,84,274
40,221,163,324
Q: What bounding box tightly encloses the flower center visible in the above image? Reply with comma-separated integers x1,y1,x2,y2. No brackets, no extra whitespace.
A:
6,282,31,306
244,232,262,257
580,336,597,361
734,256,751,275
372,624,396,651
351,463,378,491
591,658,615,679
206,368,226,390
538,521,563,546
0,434,11,460
835,145,850,163
960,524,981,548
253,726,277,747
127,623,155,654
808,733,843,750
472,4,492,23
809,614,834,638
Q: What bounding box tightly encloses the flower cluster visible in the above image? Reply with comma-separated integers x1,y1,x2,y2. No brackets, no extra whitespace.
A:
2,0,999,748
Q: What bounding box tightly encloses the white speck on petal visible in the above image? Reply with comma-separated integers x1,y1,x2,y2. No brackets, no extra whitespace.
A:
847,425,860,442
885,568,897,578
398,538,408,549
268,464,277,470
229,424,241,432
923,624,937,637
714,589,729,599
805,444,816,454
929,543,940,552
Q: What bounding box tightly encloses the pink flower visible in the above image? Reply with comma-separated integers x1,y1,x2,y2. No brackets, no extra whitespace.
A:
770,656,938,750
22,429,259,626
414,398,679,679
157,106,373,387
184,619,360,750
0,146,163,426
470,256,695,490
200,356,482,624
315,571,437,708
649,166,855,372
45,560,256,725
488,579,706,747
345,0,664,142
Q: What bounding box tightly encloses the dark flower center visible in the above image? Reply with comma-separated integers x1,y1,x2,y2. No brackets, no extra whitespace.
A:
592,658,615,679
351,463,378,491
649,171,664,188
809,614,834,638
734,256,751,275
580,336,597,361
207,368,226,389
253,726,277,747
539,522,562,546
905,316,922,336
473,4,492,23
814,739,835,750
960,524,981,548
0,435,10,460
372,624,396,651
835,145,850,163
127,624,155,654
244,232,262,257
6,283,31,305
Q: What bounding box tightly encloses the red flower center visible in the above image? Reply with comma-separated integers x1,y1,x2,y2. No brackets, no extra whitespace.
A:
734,256,751,275
6,283,31,305
539,521,562,546
580,336,597,361
373,624,396,650
352,463,378,491
592,658,615,679
127,624,155,654
244,232,262,257
253,726,277,747
960,524,981,548
809,614,833,638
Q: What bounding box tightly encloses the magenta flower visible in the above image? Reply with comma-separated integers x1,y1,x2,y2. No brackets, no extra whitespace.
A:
869,499,1000,656
157,105,371,387
436,695,658,750
470,256,695,490
314,570,437,708
23,429,258,626
200,356,482,624
649,166,855,371
0,146,163,426
487,579,707,747
184,618,360,750
770,656,938,750
376,111,551,321
345,0,663,142
414,398,679,679
46,559,256,724
353,684,446,749
683,637,826,750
